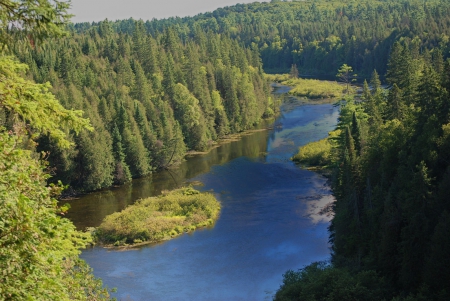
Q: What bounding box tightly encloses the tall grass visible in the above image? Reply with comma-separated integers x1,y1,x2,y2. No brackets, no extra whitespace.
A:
292,130,340,167
267,74,345,99
94,187,220,246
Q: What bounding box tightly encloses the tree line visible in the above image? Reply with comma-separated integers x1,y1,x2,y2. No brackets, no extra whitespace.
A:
114,0,450,77
13,20,273,192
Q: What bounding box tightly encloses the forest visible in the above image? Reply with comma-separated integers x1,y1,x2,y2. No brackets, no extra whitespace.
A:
12,0,450,193
116,0,450,76
2,0,450,300
278,41,450,299
13,19,272,192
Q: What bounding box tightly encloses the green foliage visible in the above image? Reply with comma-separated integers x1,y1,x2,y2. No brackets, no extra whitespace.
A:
141,0,450,78
0,131,111,300
336,64,357,94
266,74,290,82
0,56,93,148
267,74,345,98
13,20,271,192
289,64,299,79
0,2,112,298
172,83,207,150
280,39,450,299
274,262,386,301
0,0,71,50
95,187,221,246
292,130,340,166
314,40,450,300
289,79,344,99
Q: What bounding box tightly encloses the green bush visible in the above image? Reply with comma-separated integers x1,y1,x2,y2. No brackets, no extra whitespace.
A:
95,187,220,246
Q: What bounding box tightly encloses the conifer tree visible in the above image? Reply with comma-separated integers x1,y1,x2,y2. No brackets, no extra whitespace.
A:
289,63,299,78
111,123,132,184
386,84,405,121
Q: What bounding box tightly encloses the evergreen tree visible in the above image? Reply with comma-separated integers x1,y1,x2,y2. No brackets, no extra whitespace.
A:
336,64,356,94
386,84,405,121
289,63,299,78
111,123,132,184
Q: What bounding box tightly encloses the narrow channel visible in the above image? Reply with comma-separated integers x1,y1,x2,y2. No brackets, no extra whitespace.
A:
69,86,339,300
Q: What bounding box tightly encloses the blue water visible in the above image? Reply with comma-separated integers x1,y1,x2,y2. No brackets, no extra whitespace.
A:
80,99,339,301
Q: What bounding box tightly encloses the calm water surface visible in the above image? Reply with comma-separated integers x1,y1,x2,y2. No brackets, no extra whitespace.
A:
70,89,339,300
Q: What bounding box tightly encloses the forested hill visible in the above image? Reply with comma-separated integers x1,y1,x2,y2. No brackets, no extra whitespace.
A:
14,21,273,192
100,0,450,77
15,0,450,191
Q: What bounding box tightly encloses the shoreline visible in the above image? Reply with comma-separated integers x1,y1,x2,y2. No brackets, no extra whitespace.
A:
92,187,221,249
185,128,273,156
59,126,275,201
94,222,217,250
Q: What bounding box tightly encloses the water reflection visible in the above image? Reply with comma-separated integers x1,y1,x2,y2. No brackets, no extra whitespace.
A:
66,127,272,229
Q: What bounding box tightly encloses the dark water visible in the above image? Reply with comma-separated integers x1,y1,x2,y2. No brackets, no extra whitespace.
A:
72,90,339,301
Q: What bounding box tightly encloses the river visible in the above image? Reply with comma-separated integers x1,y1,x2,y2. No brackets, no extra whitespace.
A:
68,85,339,300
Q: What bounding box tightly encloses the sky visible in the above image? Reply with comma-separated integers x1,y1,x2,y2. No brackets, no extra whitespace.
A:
69,0,267,23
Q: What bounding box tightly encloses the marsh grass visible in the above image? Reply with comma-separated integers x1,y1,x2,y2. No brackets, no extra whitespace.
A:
94,187,220,247
292,130,340,167
267,74,345,99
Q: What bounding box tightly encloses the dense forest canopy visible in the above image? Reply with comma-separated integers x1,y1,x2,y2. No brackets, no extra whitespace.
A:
13,19,273,192
93,0,450,77
12,0,450,192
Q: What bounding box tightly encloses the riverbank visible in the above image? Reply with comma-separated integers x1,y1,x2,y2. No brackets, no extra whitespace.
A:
93,187,220,248
291,129,341,169
186,128,273,156
266,74,346,99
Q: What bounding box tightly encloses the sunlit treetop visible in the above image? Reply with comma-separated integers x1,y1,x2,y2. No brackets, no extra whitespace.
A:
0,0,72,50
0,1,93,148
0,56,93,148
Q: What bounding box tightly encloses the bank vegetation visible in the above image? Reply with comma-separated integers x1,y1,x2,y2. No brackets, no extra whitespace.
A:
94,187,220,247
292,130,341,168
267,74,345,99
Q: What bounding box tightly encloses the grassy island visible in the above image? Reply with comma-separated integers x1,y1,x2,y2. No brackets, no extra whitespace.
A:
94,187,220,247
267,74,345,99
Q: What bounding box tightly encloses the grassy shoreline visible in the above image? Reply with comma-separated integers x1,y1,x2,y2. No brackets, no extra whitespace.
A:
186,128,273,156
266,74,345,99
93,187,220,247
292,129,340,169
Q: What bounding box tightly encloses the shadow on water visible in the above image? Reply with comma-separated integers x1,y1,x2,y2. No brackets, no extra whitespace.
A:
65,128,272,229
74,87,339,300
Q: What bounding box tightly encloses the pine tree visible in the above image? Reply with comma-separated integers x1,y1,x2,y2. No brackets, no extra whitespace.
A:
351,111,361,155
111,123,132,184
386,84,405,121
386,41,404,87
290,63,299,78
